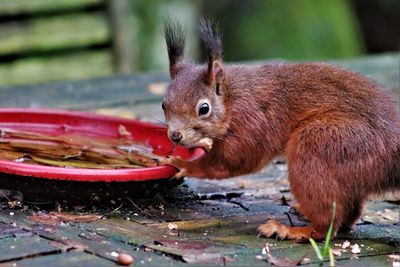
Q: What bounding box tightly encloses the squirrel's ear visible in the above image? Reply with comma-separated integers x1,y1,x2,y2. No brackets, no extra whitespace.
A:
208,60,225,86
164,18,185,78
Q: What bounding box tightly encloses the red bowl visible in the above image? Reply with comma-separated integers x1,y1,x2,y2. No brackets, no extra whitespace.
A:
0,108,205,182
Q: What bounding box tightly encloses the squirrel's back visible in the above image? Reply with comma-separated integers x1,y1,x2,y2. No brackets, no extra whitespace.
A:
225,62,400,192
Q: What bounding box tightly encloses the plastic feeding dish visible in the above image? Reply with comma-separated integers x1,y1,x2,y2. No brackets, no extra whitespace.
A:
0,108,205,183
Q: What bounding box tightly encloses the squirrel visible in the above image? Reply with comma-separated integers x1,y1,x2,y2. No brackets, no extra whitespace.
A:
159,18,400,241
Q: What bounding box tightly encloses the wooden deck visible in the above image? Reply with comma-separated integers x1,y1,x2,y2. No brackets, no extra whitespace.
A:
0,54,399,266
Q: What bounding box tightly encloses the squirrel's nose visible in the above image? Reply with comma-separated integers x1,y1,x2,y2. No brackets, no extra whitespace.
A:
169,131,182,143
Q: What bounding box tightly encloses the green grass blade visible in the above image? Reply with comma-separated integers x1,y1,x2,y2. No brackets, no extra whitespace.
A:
322,202,336,257
329,248,335,266
309,238,323,261
322,222,334,257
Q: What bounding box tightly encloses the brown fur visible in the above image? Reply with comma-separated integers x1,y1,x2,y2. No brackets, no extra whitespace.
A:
161,19,400,240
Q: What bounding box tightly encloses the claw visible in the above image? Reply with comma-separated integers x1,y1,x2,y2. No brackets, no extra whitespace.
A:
258,220,318,241
174,169,188,179
258,220,287,239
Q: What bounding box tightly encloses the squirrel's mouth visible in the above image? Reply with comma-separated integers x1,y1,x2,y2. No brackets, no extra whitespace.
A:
184,137,213,152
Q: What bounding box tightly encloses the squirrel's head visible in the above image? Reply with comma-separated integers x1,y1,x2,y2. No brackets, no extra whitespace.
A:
162,18,230,149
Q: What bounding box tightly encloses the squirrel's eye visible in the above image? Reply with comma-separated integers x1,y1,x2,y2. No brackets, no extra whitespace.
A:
198,103,210,116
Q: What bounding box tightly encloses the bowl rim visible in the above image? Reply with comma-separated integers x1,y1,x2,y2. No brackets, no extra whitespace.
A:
0,108,205,182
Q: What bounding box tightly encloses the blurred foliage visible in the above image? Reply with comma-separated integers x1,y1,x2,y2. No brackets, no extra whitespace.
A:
131,0,363,70
0,51,112,86
0,13,108,54
0,0,382,87
352,0,400,53
128,0,199,71
202,0,363,61
0,0,102,14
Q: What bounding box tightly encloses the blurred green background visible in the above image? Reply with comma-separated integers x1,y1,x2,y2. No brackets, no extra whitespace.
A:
0,0,398,87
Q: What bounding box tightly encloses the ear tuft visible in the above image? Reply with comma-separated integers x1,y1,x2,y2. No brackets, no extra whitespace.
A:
164,17,186,78
199,18,223,74
199,18,224,86
199,18,222,62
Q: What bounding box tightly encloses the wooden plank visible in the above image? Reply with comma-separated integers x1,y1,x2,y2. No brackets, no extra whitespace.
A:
0,53,397,109
336,254,400,267
0,12,109,55
0,235,64,262
0,50,112,87
0,0,102,15
0,181,399,267
0,70,166,107
2,252,113,267
0,211,187,266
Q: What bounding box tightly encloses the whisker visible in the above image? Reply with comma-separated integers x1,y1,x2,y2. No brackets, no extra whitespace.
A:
153,123,168,128
137,113,167,127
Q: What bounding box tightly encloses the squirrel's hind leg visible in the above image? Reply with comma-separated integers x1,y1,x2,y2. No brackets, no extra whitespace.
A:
258,220,325,241
339,199,365,232
265,119,366,241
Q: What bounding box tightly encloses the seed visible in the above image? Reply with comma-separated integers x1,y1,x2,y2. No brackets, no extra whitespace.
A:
117,253,134,266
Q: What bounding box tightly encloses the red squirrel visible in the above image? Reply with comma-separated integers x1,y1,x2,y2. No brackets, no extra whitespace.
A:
160,19,400,240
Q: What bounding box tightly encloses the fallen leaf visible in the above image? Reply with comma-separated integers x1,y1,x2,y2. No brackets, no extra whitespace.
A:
362,208,399,225
28,212,63,226
261,243,305,267
152,240,225,264
182,253,225,264
380,209,399,223
267,254,304,267
50,212,101,223
155,240,209,250
28,211,100,226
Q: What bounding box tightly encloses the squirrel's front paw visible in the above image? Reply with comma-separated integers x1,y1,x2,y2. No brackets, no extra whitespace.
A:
159,156,189,179
158,156,185,168
174,168,188,179
159,155,204,179
159,156,189,178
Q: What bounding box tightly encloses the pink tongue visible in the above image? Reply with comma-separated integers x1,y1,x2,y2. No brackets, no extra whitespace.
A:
187,147,207,161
